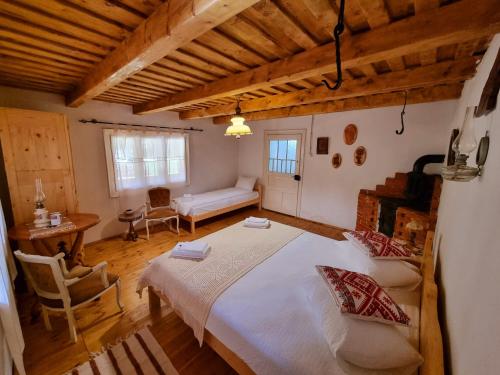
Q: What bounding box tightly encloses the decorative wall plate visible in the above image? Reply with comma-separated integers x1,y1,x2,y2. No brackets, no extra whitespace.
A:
332,153,342,168
344,124,358,145
354,146,367,166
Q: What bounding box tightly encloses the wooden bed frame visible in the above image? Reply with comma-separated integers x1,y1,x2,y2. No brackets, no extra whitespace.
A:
178,184,263,233
148,230,443,375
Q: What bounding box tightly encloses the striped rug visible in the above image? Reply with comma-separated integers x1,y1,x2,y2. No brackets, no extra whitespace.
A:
68,326,178,375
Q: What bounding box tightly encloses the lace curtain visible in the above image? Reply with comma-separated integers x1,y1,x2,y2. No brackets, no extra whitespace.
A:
0,200,25,375
106,130,189,193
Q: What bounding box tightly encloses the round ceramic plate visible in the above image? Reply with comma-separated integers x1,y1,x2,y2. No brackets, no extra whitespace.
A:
344,124,358,145
332,153,342,168
354,146,367,166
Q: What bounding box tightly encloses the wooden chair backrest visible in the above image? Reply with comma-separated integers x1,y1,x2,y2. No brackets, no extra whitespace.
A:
419,231,444,375
148,187,170,209
14,251,69,302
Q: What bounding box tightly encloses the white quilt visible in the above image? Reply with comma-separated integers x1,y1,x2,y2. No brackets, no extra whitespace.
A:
171,187,257,216
205,232,420,375
139,226,420,375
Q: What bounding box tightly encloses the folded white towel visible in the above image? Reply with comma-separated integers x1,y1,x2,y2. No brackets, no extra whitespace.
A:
171,246,211,260
246,216,268,224
243,219,270,229
173,241,209,253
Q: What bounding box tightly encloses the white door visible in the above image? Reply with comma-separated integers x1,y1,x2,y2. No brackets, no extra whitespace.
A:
263,131,304,216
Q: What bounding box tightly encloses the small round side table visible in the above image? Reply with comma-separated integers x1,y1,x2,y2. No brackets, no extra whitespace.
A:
118,209,143,241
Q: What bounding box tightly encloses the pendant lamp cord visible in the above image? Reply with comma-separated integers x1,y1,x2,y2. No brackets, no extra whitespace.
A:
235,95,242,116
322,0,346,91
396,91,408,135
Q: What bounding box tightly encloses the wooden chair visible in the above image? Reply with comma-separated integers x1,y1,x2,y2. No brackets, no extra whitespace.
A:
144,187,179,239
14,250,123,343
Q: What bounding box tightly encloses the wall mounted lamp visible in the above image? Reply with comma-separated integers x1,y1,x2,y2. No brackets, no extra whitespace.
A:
441,106,490,182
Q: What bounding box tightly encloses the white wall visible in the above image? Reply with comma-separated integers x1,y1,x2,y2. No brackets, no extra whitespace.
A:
238,100,457,229
0,87,238,242
435,35,500,375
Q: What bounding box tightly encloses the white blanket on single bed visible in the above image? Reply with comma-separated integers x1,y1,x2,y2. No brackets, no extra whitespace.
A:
171,187,257,216
137,221,303,344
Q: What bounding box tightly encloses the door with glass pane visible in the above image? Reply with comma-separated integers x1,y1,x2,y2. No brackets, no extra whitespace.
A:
263,131,304,216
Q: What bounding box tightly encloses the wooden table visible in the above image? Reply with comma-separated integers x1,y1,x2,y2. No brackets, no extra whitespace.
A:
8,213,100,266
118,209,143,241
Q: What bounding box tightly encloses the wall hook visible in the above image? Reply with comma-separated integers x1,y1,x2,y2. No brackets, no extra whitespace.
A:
396,90,408,135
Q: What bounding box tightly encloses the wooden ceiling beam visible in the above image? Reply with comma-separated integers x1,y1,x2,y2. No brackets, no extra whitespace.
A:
179,58,476,119
134,0,500,114
65,0,260,107
212,84,464,124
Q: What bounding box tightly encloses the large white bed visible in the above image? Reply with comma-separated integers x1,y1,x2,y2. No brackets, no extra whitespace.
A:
206,232,420,375
138,222,442,375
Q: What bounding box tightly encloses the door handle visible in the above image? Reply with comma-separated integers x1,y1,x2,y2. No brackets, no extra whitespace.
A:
293,175,301,181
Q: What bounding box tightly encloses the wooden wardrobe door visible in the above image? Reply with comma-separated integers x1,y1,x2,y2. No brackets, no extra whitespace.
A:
0,108,78,225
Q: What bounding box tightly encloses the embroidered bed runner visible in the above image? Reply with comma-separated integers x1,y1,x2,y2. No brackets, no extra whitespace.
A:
137,220,304,344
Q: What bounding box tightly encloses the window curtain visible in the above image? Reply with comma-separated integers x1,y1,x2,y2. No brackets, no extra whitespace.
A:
110,130,188,191
0,200,25,375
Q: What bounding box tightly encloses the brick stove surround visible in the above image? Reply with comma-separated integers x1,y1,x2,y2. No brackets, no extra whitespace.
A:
355,168,442,248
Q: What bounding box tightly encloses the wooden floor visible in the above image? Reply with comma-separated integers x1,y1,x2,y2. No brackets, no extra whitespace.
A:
18,207,345,375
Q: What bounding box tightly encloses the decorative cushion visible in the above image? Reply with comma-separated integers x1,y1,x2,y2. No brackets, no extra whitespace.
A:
344,230,412,259
302,275,423,372
235,176,256,191
315,266,410,326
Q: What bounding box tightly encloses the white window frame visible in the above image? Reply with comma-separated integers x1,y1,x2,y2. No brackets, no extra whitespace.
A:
103,128,190,198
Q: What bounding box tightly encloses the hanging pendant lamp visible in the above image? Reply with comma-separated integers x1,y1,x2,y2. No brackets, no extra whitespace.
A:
224,97,252,139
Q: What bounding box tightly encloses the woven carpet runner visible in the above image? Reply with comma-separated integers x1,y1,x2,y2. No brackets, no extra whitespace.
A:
68,326,178,375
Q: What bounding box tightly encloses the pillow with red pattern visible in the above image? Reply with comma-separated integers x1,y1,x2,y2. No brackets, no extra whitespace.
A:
343,230,412,259
316,265,410,326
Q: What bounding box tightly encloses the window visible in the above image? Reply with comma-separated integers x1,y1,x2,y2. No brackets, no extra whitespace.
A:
268,139,297,174
103,129,189,196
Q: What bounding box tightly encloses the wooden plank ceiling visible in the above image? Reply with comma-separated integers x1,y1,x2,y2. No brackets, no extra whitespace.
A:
0,0,499,123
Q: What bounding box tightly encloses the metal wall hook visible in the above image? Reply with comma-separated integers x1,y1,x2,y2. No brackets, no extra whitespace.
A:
396,91,408,135
322,0,346,91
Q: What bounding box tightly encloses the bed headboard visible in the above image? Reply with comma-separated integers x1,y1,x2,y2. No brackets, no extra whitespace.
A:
419,231,444,375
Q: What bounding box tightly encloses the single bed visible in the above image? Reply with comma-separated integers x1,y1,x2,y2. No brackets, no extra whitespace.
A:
171,183,262,233
138,222,442,375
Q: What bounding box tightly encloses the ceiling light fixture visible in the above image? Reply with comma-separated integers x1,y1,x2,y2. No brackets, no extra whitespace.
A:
224,97,252,139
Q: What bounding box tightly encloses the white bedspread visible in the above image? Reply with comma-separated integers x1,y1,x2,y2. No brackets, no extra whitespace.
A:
205,232,420,375
172,187,258,216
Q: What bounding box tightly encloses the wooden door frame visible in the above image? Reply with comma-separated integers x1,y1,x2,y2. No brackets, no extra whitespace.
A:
262,129,307,217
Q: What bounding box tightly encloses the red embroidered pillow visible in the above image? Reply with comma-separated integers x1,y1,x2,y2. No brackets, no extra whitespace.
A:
344,230,412,259
315,266,410,326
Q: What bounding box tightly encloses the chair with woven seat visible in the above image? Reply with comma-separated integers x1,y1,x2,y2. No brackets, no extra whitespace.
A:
14,250,123,343
144,187,179,239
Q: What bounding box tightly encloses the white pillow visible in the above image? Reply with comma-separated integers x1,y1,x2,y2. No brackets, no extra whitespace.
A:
342,240,422,290
235,176,256,191
364,259,422,290
303,276,423,374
